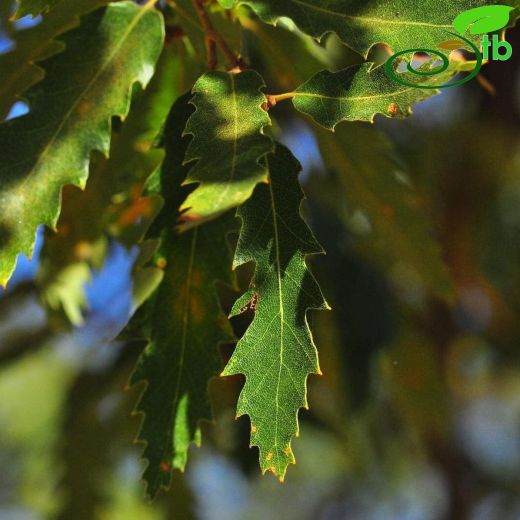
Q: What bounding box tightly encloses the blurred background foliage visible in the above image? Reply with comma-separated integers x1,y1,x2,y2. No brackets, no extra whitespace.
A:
2,2,520,519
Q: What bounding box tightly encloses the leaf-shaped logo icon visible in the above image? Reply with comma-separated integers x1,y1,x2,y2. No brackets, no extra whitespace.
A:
453,5,513,35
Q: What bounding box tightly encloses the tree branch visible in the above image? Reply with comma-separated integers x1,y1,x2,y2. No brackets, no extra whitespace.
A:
191,0,241,69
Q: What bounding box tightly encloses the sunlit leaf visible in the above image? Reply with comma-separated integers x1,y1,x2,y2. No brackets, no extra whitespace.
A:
240,0,493,57
222,143,329,480
36,43,195,326
0,2,164,287
292,62,460,128
180,70,273,228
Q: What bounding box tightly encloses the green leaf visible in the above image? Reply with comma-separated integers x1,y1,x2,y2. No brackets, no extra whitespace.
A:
240,15,330,92
292,62,456,128
0,0,111,120
129,238,165,313
37,42,197,327
180,70,273,227
130,94,237,498
133,217,236,497
222,143,329,480
313,123,454,300
0,2,164,287
240,0,493,58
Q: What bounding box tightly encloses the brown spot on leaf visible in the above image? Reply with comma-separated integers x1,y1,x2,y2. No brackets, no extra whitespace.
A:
179,211,203,225
190,294,206,323
133,141,150,153
387,103,399,116
118,196,156,226
381,205,395,219
191,270,202,288
77,100,94,115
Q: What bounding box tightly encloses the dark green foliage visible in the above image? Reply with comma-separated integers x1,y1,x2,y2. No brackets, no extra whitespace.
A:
0,0,519,513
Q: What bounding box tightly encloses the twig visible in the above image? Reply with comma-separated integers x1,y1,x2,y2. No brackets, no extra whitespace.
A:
206,36,218,70
191,0,240,69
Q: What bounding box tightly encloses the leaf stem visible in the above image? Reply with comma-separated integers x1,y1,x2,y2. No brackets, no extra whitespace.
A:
190,0,241,69
205,36,218,70
271,92,297,102
262,92,296,111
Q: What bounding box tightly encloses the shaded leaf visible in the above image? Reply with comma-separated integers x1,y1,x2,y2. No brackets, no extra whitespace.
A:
0,1,164,287
222,143,328,480
16,0,64,17
37,43,196,327
0,0,111,120
240,15,330,92
130,94,237,498
180,70,273,227
313,123,454,300
379,333,447,438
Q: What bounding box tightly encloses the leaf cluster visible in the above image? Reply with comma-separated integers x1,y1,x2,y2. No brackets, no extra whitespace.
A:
0,0,518,500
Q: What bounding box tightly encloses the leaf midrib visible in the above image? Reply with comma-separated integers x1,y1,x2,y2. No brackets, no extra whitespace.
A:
154,227,198,472
290,0,452,30
268,167,284,473
173,227,198,410
295,85,416,102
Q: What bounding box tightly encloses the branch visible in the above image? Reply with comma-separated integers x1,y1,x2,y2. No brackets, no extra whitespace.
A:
206,36,218,70
191,0,241,69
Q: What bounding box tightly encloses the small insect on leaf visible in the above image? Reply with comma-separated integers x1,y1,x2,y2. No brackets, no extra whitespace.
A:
239,292,260,314
387,102,400,116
